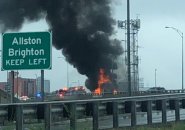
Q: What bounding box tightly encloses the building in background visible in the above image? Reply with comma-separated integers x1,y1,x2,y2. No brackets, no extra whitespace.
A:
36,77,50,94
21,78,36,97
0,72,51,98
44,79,50,93
0,82,7,91
12,75,37,98
36,77,41,92
139,78,144,88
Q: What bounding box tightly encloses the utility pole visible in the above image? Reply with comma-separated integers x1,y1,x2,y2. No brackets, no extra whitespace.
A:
118,0,140,95
127,0,131,96
165,26,184,89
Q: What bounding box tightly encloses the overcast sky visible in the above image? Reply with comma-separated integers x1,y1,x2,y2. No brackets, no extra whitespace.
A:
123,0,185,90
1,0,185,91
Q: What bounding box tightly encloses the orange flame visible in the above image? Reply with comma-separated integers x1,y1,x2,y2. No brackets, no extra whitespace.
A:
94,68,110,94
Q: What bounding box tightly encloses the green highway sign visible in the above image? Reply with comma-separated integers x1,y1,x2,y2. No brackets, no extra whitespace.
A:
1,31,52,70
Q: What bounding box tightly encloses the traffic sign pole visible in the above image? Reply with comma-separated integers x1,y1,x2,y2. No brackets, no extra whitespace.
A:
10,71,14,103
41,70,44,102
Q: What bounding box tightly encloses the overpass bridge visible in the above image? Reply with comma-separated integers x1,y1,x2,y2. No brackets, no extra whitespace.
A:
1,91,185,130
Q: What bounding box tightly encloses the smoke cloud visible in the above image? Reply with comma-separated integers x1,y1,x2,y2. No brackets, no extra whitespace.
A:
0,0,123,91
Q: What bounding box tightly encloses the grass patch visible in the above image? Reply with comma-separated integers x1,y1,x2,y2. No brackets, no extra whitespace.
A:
0,123,44,130
77,120,93,130
1,121,185,130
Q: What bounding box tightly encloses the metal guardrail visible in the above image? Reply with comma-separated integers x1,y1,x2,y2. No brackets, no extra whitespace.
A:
44,89,185,101
0,93,185,130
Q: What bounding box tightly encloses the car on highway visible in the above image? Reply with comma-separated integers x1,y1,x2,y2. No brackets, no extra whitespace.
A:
147,87,166,93
20,96,30,101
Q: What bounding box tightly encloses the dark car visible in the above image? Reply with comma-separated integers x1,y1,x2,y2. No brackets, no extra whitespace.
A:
147,87,166,93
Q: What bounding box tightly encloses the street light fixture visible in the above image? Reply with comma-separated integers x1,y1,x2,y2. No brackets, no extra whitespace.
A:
165,26,184,89
155,69,157,87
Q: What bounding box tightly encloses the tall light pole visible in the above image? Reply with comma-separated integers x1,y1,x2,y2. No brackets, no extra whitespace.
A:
165,26,184,89
127,0,131,96
155,69,157,87
58,57,69,87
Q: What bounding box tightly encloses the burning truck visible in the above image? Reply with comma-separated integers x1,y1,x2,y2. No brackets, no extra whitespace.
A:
57,86,86,98
57,68,118,97
94,68,118,95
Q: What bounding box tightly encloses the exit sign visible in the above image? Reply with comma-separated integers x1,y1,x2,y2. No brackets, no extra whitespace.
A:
1,32,52,70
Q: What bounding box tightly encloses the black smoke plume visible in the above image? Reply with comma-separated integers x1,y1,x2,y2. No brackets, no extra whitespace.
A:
0,0,123,91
